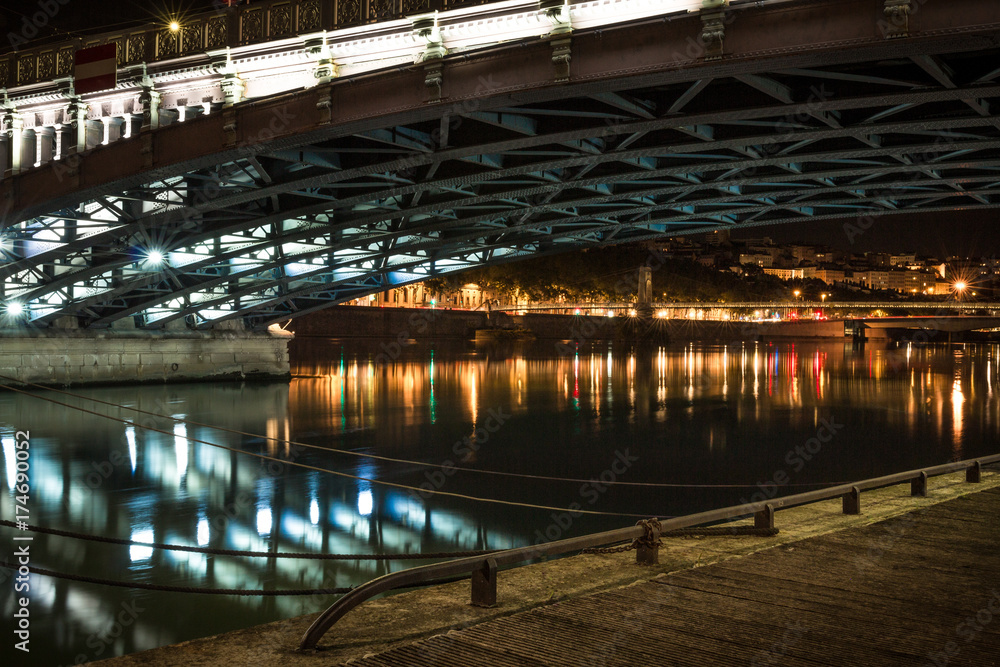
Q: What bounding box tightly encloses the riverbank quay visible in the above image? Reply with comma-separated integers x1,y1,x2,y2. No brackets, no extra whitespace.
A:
289,305,883,342
0,328,290,388
97,467,1000,666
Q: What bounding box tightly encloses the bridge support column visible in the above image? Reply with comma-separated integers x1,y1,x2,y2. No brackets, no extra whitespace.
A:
67,99,88,154
53,123,65,161
33,127,54,167
6,111,24,175
636,266,653,319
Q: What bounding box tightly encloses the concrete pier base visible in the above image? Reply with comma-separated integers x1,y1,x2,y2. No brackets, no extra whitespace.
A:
0,329,291,387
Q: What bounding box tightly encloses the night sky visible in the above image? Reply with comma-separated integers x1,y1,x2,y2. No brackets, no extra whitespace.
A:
3,1,998,257
729,209,1000,259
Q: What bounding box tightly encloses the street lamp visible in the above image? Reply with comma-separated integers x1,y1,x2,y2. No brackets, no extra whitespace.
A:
954,281,967,301
820,293,828,303
793,289,801,299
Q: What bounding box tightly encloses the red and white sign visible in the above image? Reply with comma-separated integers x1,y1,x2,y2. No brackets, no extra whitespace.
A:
74,44,117,95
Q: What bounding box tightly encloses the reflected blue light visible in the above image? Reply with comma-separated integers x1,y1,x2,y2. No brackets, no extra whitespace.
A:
197,518,209,546
358,490,373,516
2,437,16,490
256,507,272,535
173,422,188,482
309,498,319,525
126,426,137,473
130,528,154,561
3,438,17,489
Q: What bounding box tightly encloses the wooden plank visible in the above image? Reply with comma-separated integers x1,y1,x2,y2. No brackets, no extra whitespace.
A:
337,488,1000,667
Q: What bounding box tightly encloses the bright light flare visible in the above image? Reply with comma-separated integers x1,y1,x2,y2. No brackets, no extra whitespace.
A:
169,20,180,32
146,250,165,267
5,302,23,317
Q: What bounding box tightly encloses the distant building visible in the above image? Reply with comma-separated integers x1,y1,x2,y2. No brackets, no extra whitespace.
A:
814,268,845,285
739,253,773,267
890,253,917,266
764,266,815,280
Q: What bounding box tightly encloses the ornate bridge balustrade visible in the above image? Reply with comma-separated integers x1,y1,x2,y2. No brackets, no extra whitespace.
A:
0,0,505,89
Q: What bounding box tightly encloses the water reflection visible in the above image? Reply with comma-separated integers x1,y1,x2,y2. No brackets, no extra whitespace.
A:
1,340,1000,664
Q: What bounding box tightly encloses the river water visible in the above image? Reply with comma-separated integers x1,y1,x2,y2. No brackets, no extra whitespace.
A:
2,338,999,664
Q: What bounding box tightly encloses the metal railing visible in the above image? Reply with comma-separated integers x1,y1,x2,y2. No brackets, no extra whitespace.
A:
298,452,1000,651
0,0,499,88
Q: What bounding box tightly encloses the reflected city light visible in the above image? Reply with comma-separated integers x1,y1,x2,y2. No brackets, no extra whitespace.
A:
130,528,154,561
2,436,16,490
173,421,189,482
310,498,320,525
126,426,137,473
358,489,373,516
6,341,1000,665
256,507,272,535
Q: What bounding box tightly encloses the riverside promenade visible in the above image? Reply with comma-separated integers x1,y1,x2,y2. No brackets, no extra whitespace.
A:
101,469,1000,666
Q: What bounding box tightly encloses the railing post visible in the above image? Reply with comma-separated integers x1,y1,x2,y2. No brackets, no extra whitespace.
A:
754,503,774,530
470,557,497,607
911,471,927,497
967,461,982,483
842,486,861,515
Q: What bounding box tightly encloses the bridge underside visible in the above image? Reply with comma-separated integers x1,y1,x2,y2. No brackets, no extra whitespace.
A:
4,1,1000,330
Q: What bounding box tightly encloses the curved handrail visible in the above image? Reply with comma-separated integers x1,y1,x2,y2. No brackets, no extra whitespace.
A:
299,452,1000,651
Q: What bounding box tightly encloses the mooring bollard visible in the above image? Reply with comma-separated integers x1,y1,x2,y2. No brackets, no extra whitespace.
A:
842,486,861,515
634,518,662,565
967,461,982,483
911,471,928,497
471,557,497,607
754,503,774,530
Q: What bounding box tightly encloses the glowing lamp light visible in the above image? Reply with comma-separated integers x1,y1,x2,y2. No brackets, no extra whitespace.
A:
5,302,23,317
146,250,165,267
954,281,967,291
169,20,181,32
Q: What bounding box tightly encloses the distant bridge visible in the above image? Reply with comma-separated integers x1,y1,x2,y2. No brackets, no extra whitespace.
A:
497,301,1000,314
2,0,1000,330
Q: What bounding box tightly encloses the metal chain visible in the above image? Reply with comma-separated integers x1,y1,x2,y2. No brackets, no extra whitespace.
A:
580,521,779,554
581,518,663,554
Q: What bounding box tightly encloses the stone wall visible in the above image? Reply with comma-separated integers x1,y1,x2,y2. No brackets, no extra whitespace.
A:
0,331,290,387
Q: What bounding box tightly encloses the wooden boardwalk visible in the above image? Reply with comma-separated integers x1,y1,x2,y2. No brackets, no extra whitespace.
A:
338,487,1000,666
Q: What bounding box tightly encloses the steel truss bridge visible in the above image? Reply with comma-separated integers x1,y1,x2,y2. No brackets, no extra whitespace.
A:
1,0,1000,330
